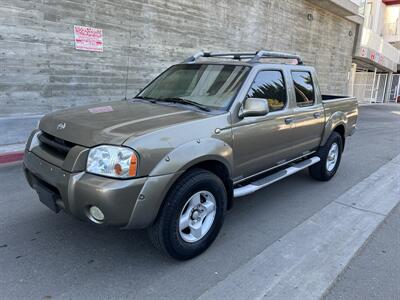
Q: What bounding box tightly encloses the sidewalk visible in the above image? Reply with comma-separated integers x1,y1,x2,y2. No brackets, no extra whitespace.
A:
0,115,41,163
324,203,400,300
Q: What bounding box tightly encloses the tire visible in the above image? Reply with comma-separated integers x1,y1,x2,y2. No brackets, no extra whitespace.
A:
147,168,227,260
309,132,343,181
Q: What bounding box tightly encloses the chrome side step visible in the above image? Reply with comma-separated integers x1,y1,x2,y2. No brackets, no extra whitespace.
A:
233,156,321,198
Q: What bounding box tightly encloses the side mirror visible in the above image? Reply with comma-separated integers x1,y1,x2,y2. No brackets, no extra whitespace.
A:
239,98,269,118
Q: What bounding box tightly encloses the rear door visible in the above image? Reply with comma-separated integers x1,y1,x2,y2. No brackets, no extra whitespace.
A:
290,70,325,153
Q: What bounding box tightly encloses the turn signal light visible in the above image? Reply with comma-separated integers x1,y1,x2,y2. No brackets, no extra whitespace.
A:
129,153,138,177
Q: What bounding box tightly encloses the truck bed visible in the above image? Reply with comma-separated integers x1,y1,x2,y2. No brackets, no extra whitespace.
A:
322,95,358,139
321,94,351,101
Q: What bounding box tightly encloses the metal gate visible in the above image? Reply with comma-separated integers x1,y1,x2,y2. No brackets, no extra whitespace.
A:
388,74,400,103
352,71,388,103
372,73,388,103
353,72,374,104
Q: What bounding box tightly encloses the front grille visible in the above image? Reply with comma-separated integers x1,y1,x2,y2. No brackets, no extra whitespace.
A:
38,132,75,156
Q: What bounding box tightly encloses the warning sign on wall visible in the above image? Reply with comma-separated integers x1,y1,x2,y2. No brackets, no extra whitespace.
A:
74,25,103,52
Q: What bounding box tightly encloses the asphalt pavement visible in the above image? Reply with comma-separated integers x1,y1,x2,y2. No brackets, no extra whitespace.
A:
0,105,399,299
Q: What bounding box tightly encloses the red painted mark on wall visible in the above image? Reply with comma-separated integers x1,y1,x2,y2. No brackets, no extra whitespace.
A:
74,25,103,52
361,47,367,57
370,51,376,61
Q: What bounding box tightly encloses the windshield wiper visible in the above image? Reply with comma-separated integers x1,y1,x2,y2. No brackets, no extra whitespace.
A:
159,97,211,112
134,96,157,103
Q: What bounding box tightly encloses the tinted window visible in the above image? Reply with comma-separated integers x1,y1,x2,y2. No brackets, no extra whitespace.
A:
292,71,315,106
247,71,287,112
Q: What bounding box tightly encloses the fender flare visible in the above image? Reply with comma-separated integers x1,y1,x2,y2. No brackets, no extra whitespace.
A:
149,138,233,177
320,111,347,147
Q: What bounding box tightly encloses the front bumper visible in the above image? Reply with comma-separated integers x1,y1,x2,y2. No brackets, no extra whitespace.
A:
24,151,148,227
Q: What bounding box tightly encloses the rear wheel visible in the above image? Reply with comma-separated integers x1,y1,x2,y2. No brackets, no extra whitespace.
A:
309,132,343,181
147,168,227,260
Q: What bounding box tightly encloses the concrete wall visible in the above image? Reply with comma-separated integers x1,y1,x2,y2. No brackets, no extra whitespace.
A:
0,0,357,116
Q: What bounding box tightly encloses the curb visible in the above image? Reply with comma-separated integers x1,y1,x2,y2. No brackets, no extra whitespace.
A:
0,151,24,164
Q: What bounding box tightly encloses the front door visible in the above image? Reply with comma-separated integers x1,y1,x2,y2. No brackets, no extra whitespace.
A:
232,69,297,181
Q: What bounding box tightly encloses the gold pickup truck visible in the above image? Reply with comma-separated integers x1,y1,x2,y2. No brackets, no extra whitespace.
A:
23,51,358,260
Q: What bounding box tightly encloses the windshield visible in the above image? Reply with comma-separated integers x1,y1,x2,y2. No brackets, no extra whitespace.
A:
137,64,250,110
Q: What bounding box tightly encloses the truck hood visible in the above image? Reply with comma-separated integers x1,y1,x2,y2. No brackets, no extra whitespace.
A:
39,100,208,147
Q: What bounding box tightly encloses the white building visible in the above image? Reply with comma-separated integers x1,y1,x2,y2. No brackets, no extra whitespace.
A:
352,0,400,103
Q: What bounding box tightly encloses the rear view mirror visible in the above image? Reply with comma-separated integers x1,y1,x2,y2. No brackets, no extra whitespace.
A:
239,98,269,118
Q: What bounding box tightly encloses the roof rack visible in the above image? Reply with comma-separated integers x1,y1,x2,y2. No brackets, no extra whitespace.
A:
183,50,303,65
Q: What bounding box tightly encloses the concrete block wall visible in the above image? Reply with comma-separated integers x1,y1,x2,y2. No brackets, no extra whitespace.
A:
0,0,357,116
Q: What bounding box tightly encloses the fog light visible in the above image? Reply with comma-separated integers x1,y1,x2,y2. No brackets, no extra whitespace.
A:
89,206,104,222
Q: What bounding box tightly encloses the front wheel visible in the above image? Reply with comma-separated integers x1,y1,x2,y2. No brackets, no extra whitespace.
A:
309,132,343,181
147,168,227,260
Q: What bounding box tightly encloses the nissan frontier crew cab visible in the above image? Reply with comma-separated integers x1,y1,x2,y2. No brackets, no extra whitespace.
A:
24,51,358,260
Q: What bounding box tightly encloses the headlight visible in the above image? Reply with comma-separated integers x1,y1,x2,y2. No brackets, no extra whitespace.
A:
28,131,41,151
86,146,138,178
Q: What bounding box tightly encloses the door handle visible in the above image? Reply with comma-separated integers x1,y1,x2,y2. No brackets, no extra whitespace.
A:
313,112,321,118
284,118,294,125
